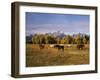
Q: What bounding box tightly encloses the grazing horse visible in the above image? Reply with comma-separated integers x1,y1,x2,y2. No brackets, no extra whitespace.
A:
77,44,84,50
66,44,72,48
39,44,45,49
54,45,64,51
49,44,55,48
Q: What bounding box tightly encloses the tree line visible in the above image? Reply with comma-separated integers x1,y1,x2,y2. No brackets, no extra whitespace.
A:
26,33,89,44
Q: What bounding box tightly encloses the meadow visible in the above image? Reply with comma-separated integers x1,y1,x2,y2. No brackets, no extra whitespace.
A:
26,44,89,67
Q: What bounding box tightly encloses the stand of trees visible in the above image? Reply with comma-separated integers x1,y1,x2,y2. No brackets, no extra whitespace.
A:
26,33,89,44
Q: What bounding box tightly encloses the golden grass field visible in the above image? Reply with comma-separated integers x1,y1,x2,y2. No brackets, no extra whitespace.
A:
26,44,89,67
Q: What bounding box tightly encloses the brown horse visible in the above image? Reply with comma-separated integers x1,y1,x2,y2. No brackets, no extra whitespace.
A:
77,44,84,50
39,44,45,49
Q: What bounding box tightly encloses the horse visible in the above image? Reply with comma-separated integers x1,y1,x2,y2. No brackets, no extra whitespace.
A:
49,44,55,48
54,44,64,51
39,44,45,49
77,44,84,50
66,44,72,49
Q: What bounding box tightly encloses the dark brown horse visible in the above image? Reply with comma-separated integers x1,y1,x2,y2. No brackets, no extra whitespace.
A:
54,44,64,51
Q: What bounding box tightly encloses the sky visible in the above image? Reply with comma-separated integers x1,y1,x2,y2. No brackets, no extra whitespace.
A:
26,12,90,36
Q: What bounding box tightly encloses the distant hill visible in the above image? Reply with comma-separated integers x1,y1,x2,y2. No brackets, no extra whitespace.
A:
46,31,66,39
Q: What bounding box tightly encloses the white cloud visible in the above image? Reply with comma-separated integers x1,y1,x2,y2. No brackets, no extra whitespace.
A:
26,20,89,35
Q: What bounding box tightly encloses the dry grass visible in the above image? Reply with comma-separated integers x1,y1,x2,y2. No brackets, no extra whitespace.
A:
26,44,89,67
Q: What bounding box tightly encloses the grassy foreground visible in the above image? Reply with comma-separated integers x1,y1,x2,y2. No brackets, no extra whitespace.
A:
26,44,89,67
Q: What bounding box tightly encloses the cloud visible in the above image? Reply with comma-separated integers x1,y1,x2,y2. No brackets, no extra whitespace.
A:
26,19,89,35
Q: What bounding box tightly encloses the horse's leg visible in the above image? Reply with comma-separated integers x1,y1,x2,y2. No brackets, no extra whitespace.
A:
62,47,64,52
